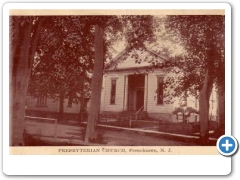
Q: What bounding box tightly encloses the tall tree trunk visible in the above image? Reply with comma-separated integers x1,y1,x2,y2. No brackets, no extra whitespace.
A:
217,88,225,135
10,69,30,146
199,68,213,145
10,19,32,146
10,17,43,146
216,57,225,135
85,24,104,143
199,27,216,145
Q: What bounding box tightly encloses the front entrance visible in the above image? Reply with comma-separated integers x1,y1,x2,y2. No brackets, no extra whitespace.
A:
128,74,145,111
136,88,144,110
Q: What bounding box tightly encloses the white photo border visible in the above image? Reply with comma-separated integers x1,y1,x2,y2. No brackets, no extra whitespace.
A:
3,2,231,175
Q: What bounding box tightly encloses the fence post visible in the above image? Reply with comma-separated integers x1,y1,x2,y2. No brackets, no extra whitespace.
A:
129,116,132,128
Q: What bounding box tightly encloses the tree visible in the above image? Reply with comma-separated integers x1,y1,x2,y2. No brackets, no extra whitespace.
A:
10,16,44,146
155,15,225,144
84,24,104,142
84,15,154,143
10,16,94,145
50,27,94,120
28,16,94,122
10,15,155,145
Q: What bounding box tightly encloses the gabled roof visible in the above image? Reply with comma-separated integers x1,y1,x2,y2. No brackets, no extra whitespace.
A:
105,47,168,72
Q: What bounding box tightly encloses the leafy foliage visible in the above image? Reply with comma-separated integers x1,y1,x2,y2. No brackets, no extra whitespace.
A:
150,15,225,101
28,16,94,103
28,15,155,104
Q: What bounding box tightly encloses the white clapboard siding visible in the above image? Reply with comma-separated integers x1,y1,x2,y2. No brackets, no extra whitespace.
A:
147,70,174,114
101,74,125,112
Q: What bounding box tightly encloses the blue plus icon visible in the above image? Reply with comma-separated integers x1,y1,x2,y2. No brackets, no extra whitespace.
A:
217,135,238,156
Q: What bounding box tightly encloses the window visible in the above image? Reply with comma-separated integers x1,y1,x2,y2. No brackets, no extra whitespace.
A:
110,79,117,104
157,77,164,105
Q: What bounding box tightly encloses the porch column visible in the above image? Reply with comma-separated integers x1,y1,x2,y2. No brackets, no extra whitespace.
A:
123,75,128,111
144,74,148,111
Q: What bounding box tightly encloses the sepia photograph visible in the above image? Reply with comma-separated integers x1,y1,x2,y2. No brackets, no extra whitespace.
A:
9,9,225,155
